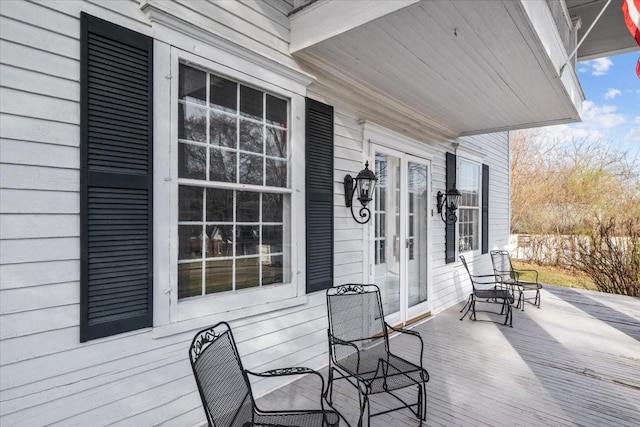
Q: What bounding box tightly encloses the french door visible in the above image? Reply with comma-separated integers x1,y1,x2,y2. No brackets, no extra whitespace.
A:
372,146,431,326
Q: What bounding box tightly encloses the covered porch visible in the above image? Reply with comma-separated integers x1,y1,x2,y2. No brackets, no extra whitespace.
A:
258,285,640,426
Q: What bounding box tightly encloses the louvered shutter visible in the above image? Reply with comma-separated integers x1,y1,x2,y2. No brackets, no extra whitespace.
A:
482,164,489,254
305,98,334,293
80,14,153,342
445,152,457,264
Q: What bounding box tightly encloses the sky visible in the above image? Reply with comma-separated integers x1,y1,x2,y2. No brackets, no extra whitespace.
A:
534,50,640,158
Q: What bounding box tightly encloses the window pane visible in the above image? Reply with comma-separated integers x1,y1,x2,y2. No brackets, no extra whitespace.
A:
179,64,206,105
206,188,233,222
239,120,263,153
236,257,259,289
179,186,202,221
266,127,287,158
262,193,282,222
206,225,233,257
178,103,207,142
178,143,206,180
237,191,260,222
178,262,202,299
262,255,283,285
179,225,203,260
205,259,233,294
236,226,259,256
239,153,263,185
265,158,286,187
262,225,282,252
210,111,236,148
209,148,236,183
266,95,287,127
210,76,237,113
240,85,263,120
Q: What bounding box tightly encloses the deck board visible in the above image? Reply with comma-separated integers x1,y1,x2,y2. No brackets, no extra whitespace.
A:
257,285,640,426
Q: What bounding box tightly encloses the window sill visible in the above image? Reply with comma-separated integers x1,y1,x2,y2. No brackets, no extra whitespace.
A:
151,293,308,339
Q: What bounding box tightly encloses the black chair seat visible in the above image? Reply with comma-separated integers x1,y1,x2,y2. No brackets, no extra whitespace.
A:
253,411,340,427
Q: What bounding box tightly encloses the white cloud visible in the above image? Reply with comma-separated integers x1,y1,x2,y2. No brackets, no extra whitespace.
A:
635,116,640,125
624,127,640,143
581,100,626,128
604,88,622,99
580,57,613,76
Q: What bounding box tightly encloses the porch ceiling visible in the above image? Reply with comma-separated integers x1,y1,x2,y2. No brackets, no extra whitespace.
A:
567,0,640,61
290,0,583,140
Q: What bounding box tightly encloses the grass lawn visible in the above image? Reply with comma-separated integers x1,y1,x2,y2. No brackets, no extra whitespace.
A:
511,260,597,291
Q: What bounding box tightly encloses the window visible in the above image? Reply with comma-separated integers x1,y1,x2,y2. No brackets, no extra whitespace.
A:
177,63,290,299
458,159,480,252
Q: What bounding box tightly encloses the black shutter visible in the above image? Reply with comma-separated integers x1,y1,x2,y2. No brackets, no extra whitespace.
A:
482,164,489,254
305,98,334,293
80,14,153,342
445,152,457,264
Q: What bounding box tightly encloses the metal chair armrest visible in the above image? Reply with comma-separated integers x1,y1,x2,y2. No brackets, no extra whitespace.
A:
513,268,539,282
246,367,330,415
385,322,425,368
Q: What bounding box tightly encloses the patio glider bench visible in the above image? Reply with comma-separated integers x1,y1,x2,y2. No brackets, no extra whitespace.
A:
326,284,430,427
459,255,514,327
490,250,542,310
189,321,340,427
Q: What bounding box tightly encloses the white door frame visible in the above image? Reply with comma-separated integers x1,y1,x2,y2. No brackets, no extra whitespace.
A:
367,140,433,326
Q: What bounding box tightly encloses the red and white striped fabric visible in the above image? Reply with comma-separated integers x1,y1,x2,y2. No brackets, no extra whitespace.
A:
622,0,640,77
622,0,640,46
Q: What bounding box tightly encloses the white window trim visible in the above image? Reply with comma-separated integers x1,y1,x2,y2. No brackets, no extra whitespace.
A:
456,150,483,256
152,42,310,336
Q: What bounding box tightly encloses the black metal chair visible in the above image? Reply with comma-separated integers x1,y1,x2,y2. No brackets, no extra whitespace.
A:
459,255,514,327
490,249,542,311
326,284,429,427
189,321,340,427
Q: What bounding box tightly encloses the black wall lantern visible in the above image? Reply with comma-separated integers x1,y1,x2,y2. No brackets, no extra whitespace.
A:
437,186,462,224
344,161,378,224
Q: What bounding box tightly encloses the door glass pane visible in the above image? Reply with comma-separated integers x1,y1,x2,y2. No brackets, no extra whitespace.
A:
374,152,401,316
407,162,428,307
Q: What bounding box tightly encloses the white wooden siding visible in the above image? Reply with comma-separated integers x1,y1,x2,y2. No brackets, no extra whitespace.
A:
1,1,511,426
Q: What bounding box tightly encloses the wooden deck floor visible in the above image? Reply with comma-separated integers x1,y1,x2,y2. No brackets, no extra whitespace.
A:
257,285,640,426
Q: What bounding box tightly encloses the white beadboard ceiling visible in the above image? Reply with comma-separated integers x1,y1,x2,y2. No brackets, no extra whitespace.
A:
291,0,587,140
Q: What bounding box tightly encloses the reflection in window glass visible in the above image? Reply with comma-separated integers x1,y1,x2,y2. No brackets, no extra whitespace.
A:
458,159,480,252
236,258,260,289
239,120,263,153
262,193,283,222
178,103,207,142
178,144,206,180
237,191,260,222
177,64,290,299
266,94,287,127
206,188,233,222
205,259,233,294
178,262,202,298
210,76,236,112
240,85,263,120
209,148,236,183
265,158,286,187
210,112,236,148
179,64,206,104
266,128,287,158
239,153,263,185
179,186,202,221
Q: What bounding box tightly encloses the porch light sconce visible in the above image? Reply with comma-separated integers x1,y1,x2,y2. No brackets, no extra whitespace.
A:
437,186,462,224
344,161,378,224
